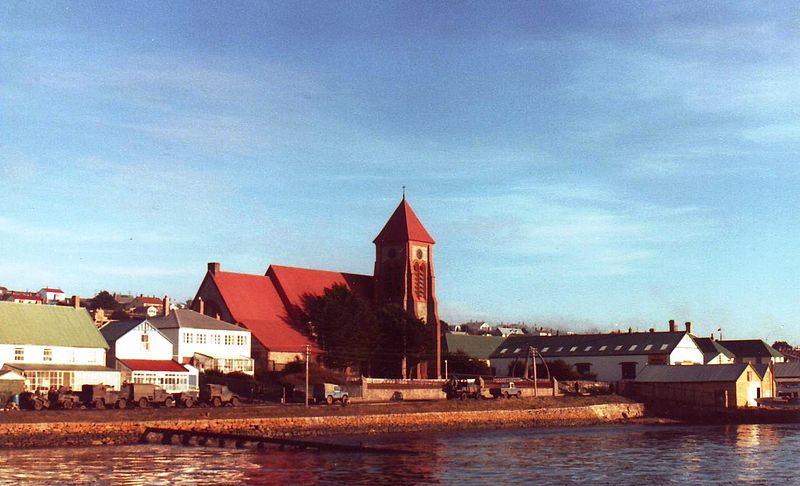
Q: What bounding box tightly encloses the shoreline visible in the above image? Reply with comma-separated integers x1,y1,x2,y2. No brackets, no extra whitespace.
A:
0,398,648,449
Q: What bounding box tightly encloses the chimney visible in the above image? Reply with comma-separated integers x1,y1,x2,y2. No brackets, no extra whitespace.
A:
72,295,80,309
208,262,220,275
669,320,676,332
685,321,693,335
197,297,205,315
163,295,170,316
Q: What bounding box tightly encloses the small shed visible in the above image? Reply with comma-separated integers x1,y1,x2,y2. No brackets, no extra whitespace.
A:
633,363,762,408
0,370,25,407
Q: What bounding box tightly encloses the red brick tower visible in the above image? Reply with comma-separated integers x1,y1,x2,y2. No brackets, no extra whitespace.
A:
373,196,441,378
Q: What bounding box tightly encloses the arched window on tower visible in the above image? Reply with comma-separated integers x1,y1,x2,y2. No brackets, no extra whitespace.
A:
413,262,426,301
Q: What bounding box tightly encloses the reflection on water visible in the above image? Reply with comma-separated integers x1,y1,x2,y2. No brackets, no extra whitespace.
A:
0,423,798,485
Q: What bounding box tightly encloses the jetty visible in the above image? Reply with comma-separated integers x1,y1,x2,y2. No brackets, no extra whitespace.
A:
139,427,417,454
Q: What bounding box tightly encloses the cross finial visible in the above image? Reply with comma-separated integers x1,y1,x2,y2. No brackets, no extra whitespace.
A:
402,185,406,200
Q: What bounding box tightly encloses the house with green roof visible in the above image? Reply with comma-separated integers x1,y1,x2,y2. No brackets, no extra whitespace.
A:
0,301,120,392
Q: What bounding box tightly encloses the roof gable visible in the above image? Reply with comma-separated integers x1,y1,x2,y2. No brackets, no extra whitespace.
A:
149,309,249,332
373,198,435,244
693,337,736,359
100,318,149,343
0,302,108,349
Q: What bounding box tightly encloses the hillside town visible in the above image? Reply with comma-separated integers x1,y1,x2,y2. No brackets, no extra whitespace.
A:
1,197,798,413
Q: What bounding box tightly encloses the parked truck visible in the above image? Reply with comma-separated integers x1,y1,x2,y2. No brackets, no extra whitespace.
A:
81,384,126,409
494,382,522,399
443,377,492,400
120,383,177,408
312,383,349,405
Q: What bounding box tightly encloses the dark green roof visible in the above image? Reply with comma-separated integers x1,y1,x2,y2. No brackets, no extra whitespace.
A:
0,302,108,349
445,334,505,360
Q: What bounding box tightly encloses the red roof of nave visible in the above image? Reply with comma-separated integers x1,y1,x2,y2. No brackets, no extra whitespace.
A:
208,270,317,352
373,198,435,244
267,265,374,308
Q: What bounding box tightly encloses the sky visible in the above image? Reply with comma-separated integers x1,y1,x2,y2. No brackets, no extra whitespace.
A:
1,2,799,343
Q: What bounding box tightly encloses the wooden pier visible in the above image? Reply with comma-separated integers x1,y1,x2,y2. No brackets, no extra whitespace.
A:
139,427,417,454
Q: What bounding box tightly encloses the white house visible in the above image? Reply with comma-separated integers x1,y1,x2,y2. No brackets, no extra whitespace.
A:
0,301,120,392
100,318,198,393
148,309,254,375
37,288,66,304
490,330,704,382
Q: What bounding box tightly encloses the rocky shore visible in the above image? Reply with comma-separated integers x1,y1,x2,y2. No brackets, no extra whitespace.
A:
0,396,646,449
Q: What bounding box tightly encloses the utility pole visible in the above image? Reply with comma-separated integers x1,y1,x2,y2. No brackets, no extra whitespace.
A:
305,344,310,408
531,347,538,397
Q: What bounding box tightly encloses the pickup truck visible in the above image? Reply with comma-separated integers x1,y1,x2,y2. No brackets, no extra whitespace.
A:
312,383,349,405
496,382,522,399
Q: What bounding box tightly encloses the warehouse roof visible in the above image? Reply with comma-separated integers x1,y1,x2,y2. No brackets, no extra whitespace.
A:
635,363,752,383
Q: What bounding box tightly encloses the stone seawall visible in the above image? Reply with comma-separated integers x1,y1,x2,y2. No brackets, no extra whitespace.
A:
0,403,645,449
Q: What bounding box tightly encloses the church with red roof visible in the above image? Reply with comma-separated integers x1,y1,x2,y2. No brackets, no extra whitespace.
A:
191,197,441,377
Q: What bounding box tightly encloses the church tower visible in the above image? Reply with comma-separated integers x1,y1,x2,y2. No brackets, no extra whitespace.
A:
373,196,441,378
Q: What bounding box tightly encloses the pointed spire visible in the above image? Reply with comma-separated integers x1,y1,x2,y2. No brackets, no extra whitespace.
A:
373,198,435,244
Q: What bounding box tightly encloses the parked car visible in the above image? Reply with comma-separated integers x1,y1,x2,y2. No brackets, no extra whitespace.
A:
496,382,522,399
201,384,241,407
312,383,349,405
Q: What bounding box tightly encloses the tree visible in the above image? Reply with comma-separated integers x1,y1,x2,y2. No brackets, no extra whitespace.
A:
772,341,793,353
305,284,379,371
375,304,432,378
90,290,119,311
110,309,131,320
444,351,490,377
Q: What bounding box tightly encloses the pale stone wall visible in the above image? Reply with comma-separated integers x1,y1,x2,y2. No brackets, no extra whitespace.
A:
0,403,645,449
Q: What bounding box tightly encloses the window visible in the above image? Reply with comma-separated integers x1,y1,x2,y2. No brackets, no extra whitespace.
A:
614,345,622,351
141,334,150,351
569,346,577,352
584,346,592,351
225,335,234,346
621,362,637,380
500,348,508,354
576,363,591,376
43,348,52,362
237,335,247,346
628,345,637,351
14,348,24,361
556,347,563,352
184,333,193,344
541,347,549,353
599,346,607,351
644,344,653,351
213,335,221,345
660,344,669,351
197,333,207,344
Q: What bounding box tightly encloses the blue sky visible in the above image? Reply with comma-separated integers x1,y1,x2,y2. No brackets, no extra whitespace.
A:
2,2,799,342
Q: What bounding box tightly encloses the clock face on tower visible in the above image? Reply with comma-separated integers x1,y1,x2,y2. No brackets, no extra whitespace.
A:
416,249,423,259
